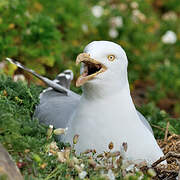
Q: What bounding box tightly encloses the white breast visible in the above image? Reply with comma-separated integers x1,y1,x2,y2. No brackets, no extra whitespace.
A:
64,87,164,165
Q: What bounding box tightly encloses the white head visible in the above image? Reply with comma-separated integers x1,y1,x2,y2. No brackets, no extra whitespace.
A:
76,41,129,98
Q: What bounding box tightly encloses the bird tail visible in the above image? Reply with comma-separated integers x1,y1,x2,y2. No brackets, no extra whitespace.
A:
6,57,69,94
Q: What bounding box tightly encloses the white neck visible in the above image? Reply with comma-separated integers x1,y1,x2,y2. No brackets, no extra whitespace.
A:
82,74,129,101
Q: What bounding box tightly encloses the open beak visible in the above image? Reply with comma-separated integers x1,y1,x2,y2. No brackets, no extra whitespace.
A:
76,53,107,87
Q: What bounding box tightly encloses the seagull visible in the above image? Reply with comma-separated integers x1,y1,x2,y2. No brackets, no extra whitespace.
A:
6,41,164,165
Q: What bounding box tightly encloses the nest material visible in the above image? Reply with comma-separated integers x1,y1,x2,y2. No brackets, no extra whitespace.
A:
153,134,180,179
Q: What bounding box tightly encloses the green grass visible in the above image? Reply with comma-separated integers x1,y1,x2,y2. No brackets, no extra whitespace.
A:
0,75,179,179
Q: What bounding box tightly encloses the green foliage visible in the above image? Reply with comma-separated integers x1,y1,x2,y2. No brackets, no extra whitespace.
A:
0,75,68,179
138,103,180,138
0,0,92,76
0,0,180,116
0,75,179,179
0,1,180,179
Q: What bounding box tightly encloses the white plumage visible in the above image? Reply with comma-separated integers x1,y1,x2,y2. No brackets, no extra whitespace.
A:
64,41,164,164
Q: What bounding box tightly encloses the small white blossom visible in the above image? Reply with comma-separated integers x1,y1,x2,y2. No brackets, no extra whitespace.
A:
48,152,52,156
14,74,25,82
49,125,53,129
79,171,87,179
91,5,103,18
82,24,88,33
119,3,127,11
25,11,31,18
162,30,177,44
80,163,85,168
130,2,139,9
109,28,119,38
26,29,31,35
0,61,5,69
110,16,123,28
132,9,146,22
107,169,115,180
162,11,177,21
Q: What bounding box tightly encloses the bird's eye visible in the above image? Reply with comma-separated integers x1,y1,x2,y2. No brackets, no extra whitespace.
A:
107,55,115,61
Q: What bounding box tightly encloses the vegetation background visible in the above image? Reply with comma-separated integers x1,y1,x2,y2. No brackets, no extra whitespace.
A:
0,0,180,179
0,0,180,117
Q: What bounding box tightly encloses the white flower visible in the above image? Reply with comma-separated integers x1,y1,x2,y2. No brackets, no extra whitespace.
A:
25,11,31,18
48,152,52,156
0,61,5,69
109,28,119,38
13,74,25,82
82,24,88,33
49,125,53,129
79,171,87,179
132,9,146,22
91,5,103,18
110,16,123,28
130,2,139,9
26,29,31,35
119,3,127,11
80,163,85,168
162,30,177,44
162,11,177,21
107,169,115,180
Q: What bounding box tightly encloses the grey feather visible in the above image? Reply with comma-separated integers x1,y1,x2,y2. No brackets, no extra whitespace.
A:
6,58,69,95
137,111,153,134
34,89,80,128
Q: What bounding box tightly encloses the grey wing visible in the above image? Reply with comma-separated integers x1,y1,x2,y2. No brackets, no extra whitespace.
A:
6,57,81,128
6,58,69,94
33,69,80,128
34,89,80,128
137,110,154,134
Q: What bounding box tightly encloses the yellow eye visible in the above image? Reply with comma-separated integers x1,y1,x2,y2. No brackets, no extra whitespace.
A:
107,55,115,61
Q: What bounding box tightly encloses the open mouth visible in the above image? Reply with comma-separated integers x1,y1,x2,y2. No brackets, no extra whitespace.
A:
76,53,107,87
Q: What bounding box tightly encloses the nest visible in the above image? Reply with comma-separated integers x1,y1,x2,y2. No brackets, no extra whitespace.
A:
152,134,180,179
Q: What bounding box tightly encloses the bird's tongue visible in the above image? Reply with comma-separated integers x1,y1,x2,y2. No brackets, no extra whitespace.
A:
76,72,94,87
76,76,87,87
